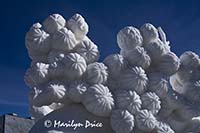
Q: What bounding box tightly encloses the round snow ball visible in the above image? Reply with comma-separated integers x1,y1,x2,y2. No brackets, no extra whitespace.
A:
83,84,114,117
75,37,99,64
180,51,200,69
103,54,128,78
24,63,50,88
136,109,158,132
52,28,77,52
86,62,108,84
68,80,89,103
140,23,158,44
111,109,134,133
62,53,87,80
119,66,148,95
43,14,66,34
144,39,167,62
117,26,143,50
67,13,89,41
115,90,142,115
148,72,169,97
25,23,50,53
121,46,151,69
141,92,161,115
155,122,175,133
157,52,180,76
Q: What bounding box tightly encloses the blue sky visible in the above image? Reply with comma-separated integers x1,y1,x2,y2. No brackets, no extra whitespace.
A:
0,0,200,117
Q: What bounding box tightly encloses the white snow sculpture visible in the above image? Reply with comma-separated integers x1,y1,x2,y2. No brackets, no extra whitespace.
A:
136,109,158,132
62,53,87,80
51,28,77,52
111,109,134,133
85,62,108,84
43,14,66,34
25,14,200,132
117,26,143,50
103,54,128,78
119,66,148,94
83,84,114,117
67,13,89,41
140,23,159,44
115,90,142,115
141,92,161,115
68,80,89,103
75,37,99,64
121,46,151,69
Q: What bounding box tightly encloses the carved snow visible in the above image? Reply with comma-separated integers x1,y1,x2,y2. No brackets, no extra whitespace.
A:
62,53,87,80
115,90,142,115
68,80,89,103
75,37,99,64
117,26,143,50
141,92,161,115
136,109,158,132
25,14,200,132
119,66,148,94
121,46,151,69
85,62,108,84
103,54,128,78
140,23,159,44
67,14,89,41
83,84,114,117
43,14,66,34
51,28,77,52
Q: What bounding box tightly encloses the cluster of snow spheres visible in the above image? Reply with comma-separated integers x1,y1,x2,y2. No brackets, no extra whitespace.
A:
25,13,200,133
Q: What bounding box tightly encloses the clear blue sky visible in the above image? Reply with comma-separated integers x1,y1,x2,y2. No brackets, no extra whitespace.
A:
0,0,200,117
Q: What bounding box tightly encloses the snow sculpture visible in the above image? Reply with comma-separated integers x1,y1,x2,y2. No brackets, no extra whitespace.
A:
25,13,200,133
